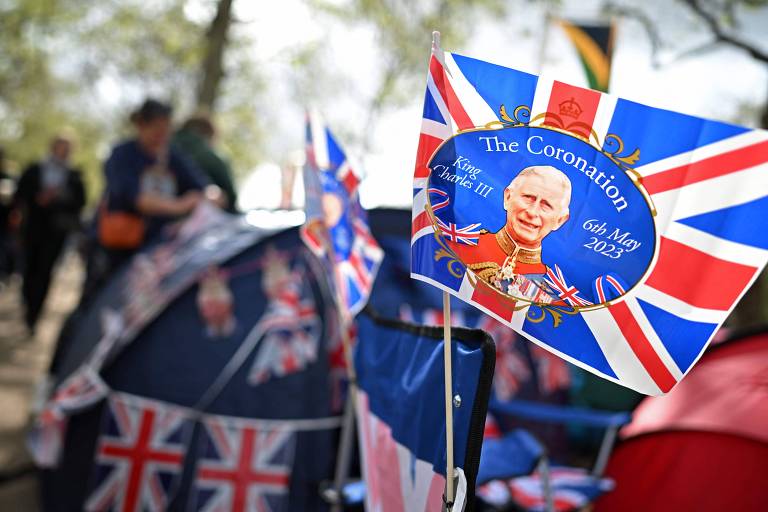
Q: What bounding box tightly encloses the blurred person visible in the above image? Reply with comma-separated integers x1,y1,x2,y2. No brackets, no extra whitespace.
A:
14,135,86,333
172,114,238,212
0,146,17,281
85,99,223,296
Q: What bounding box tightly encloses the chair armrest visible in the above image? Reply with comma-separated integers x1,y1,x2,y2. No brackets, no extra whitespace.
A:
489,398,631,429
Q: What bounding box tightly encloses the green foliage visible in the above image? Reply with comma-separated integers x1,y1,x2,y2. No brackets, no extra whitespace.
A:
0,0,265,202
309,0,508,148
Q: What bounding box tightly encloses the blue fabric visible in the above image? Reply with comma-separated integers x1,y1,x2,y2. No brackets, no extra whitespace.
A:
355,313,490,476
489,398,631,428
636,299,718,374
477,430,544,484
678,195,768,250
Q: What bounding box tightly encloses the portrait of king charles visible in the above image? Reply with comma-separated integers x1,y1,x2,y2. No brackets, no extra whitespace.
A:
449,165,572,303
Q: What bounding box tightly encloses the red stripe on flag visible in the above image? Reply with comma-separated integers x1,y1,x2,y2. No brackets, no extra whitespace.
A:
608,301,677,393
412,211,433,236
415,133,444,176
471,281,517,322
545,81,601,139
429,56,474,131
348,252,371,288
645,237,757,310
643,139,768,195
341,170,359,194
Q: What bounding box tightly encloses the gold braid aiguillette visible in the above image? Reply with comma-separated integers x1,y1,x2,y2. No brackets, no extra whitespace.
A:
466,262,500,284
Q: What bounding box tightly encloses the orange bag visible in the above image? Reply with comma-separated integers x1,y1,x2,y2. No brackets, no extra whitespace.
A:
98,201,145,250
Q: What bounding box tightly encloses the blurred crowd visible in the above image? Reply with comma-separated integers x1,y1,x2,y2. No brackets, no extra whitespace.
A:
0,98,239,335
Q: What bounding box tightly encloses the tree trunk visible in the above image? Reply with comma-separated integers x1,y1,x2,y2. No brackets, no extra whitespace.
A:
197,0,234,111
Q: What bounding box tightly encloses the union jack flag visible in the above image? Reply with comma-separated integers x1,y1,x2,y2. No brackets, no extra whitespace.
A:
247,254,321,386
301,110,383,320
190,415,295,512
410,43,768,395
84,393,191,512
28,367,109,468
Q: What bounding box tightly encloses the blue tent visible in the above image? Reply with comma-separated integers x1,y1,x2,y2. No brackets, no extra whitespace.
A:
41,209,338,511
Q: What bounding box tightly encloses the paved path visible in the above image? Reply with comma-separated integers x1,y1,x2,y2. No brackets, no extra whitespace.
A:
0,251,82,511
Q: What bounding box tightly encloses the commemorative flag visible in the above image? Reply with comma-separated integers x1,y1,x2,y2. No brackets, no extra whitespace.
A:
301,110,384,320
411,45,768,395
354,312,494,511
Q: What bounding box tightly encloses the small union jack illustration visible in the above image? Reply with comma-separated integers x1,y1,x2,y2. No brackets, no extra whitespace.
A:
436,217,483,246
543,265,593,307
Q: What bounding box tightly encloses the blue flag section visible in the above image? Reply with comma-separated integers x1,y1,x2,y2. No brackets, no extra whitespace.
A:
411,46,768,396
355,311,495,512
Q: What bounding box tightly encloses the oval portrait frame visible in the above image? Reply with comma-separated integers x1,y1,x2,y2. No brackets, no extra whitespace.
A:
424,105,660,312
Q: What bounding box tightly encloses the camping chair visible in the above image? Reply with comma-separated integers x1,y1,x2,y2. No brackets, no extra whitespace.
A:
479,398,631,511
323,428,546,510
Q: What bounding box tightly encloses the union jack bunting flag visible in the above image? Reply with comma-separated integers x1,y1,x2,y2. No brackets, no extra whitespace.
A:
190,415,295,512
85,393,192,512
477,466,615,511
247,251,321,386
27,367,109,468
301,110,383,320
411,42,768,395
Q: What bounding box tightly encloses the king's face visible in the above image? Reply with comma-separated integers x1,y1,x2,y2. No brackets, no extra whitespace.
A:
503,174,569,248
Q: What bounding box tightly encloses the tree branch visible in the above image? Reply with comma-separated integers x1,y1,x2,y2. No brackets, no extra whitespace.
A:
604,3,664,67
682,0,768,63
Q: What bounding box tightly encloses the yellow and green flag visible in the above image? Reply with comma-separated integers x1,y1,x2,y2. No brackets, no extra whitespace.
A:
559,20,615,92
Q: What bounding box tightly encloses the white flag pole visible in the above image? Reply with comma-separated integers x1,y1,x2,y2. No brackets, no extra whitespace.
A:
442,290,456,510
431,29,456,511
329,249,359,511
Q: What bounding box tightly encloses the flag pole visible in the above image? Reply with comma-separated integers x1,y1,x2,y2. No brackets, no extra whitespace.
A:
442,290,455,510
330,314,357,512
431,29,456,511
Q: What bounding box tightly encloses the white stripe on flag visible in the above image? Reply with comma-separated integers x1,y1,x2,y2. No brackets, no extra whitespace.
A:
510,303,529,331
413,188,427,219
664,221,768,268
635,130,768,178
624,296,684,381
411,226,435,245
530,75,555,120
413,177,428,190
633,284,725,325
580,308,662,395
443,52,498,127
426,72,456,132
421,119,452,140
592,93,617,142
652,161,768,230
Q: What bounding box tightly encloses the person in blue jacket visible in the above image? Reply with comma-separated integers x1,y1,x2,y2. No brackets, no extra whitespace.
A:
86,99,224,295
